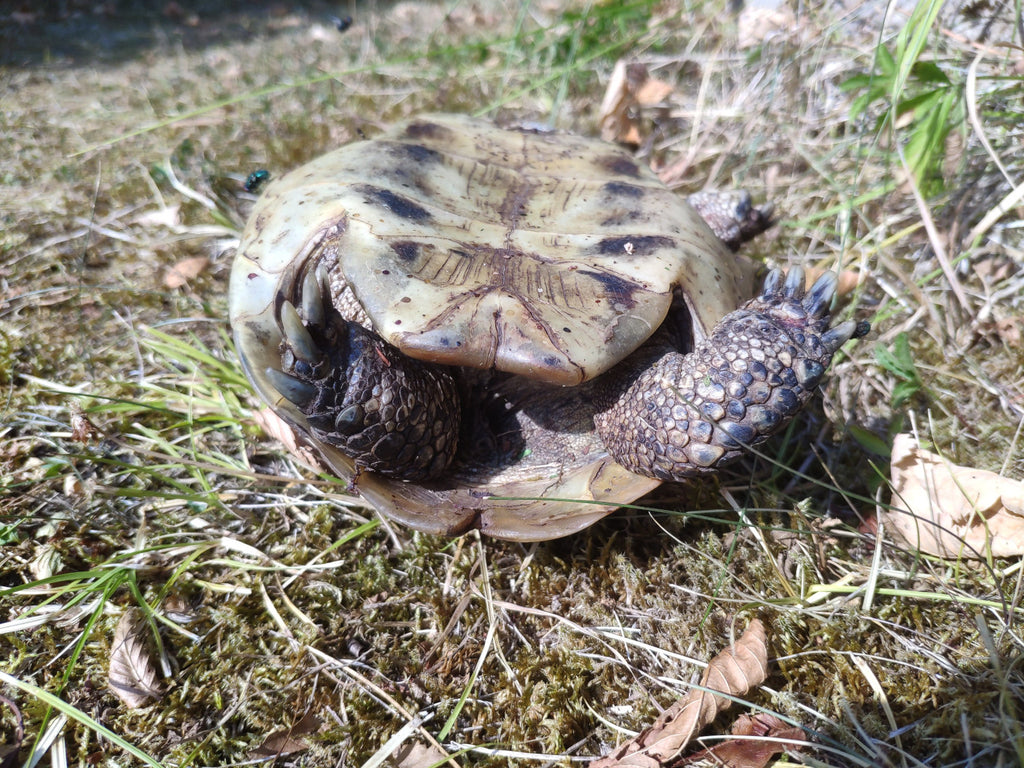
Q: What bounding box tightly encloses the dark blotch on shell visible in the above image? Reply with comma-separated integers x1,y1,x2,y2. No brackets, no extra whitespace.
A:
402,120,455,141
357,185,432,221
391,241,419,261
599,155,642,177
602,181,644,198
578,270,638,309
385,141,443,165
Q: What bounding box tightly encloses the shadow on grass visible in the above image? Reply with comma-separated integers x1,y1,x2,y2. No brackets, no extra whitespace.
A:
1,0,362,67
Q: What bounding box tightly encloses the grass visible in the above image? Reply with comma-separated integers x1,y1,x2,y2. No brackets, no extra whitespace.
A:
2,0,1023,766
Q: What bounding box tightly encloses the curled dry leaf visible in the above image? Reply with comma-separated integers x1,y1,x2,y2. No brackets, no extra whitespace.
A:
163,255,209,289
393,741,450,768
250,712,320,758
29,543,62,581
887,434,1024,558
69,400,103,443
108,608,162,708
252,407,324,469
134,204,181,229
598,60,676,145
681,713,806,767
594,619,769,768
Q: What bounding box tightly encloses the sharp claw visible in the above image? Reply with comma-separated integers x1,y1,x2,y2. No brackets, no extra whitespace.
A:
732,190,753,217
281,301,319,362
782,267,806,299
821,320,858,352
301,268,325,328
761,268,784,298
804,271,837,317
265,366,317,407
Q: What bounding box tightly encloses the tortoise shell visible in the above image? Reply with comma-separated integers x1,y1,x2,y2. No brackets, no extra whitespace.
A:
229,115,861,540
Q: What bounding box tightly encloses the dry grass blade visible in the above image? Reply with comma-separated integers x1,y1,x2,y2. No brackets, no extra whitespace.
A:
107,608,162,709
593,619,768,768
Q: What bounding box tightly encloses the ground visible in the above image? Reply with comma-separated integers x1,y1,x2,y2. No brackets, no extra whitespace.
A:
1,1,1023,766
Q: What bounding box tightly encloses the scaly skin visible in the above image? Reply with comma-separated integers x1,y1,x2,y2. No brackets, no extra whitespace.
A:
593,268,865,481
267,300,460,480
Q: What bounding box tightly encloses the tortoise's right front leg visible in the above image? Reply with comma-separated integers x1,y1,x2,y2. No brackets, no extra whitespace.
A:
594,268,867,482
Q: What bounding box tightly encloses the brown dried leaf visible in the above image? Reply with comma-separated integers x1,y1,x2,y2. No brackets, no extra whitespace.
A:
599,59,633,143
993,317,1022,348
393,741,450,768
973,253,1016,283
163,256,209,289
594,619,769,768
598,60,674,145
635,77,675,107
252,407,324,469
69,400,103,443
108,608,162,708
250,712,321,758
681,713,806,767
887,434,1024,558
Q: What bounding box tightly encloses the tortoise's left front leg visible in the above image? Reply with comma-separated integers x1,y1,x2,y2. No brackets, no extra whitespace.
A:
594,268,868,482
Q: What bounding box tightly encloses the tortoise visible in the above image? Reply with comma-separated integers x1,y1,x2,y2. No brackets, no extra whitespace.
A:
229,114,866,541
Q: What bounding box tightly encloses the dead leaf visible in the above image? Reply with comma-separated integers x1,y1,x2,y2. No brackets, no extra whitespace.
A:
134,204,181,229
635,77,675,107
681,713,806,767
29,543,62,582
163,256,209,289
108,608,162,708
393,741,450,768
250,712,320,758
598,60,675,145
992,317,1022,348
973,253,1016,283
886,434,1024,558
69,400,103,443
252,407,324,469
594,619,769,768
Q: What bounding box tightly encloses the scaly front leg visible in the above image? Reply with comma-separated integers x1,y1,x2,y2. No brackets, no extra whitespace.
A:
264,272,460,481
594,268,867,481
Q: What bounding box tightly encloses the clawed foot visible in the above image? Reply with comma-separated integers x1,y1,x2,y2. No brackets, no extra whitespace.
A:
261,266,461,481
687,190,775,251
595,266,868,481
